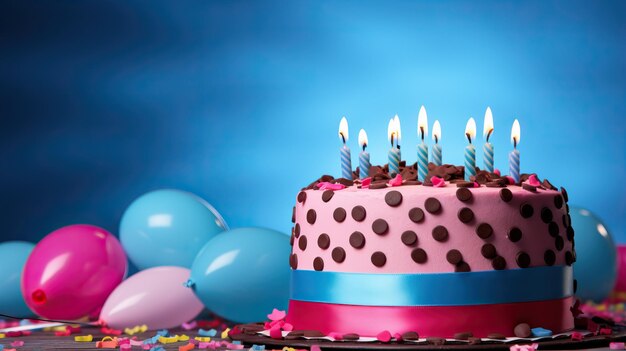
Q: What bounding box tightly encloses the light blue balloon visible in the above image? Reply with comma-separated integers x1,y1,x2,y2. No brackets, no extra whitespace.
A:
189,227,290,323
0,241,35,317
571,207,617,302
120,189,228,270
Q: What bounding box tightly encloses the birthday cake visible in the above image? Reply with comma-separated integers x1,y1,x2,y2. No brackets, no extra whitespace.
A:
285,164,576,338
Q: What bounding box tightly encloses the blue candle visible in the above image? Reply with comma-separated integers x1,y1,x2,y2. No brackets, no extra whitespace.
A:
338,117,352,179
388,118,400,176
431,120,442,166
417,106,429,181
358,129,371,179
464,118,477,181
509,119,521,183
482,107,495,173
394,114,402,161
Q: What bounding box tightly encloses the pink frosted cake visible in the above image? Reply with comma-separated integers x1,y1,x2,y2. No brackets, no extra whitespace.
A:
285,163,576,338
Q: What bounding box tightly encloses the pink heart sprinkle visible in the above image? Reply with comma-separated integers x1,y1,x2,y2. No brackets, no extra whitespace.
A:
361,177,372,188
431,176,445,187
494,169,501,176
388,174,403,187
269,319,284,328
376,330,392,342
527,174,541,187
267,308,286,321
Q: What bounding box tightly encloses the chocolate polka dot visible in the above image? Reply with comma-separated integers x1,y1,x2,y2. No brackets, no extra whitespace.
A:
555,235,564,251
313,257,324,271
298,235,307,250
500,188,513,202
455,261,471,272
291,206,296,223
371,251,387,267
306,209,317,224
372,219,389,235
541,207,553,223
290,232,294,246
351,206,366,222
565,251,573,265
520,203,534,218
317,233,330,249
566,226,575,241
548,222,559,237
332,247,346,263
294,223,301,238
432,225,449,242
544,250,556,266
516,252,531,268
425,198,442,214
411,248,428,264
492,256,507,270
321,190,334,202
349,231,366,249
297,191,307,203
456,188,473,202
333,207,347,222
481,244,497,259
458,207,474,223
446,249,463,265
385,191,403,207
476,223,493,239
408,207,425,223
554,195,563,209
289,254,298,269
561,187,569,202
507,227,522,242
401,231,418,246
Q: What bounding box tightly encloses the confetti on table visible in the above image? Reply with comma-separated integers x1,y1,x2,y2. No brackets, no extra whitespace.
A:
74,334,94,342
9,341,23,347
197,328,216,337
221,328,230,339
179,342,195,351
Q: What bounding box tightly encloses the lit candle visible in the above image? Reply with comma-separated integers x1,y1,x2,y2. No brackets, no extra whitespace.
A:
417,106,429,181
387,118,400,176
509,119,521,184
464,118,477,181
431,120,442,166
394,114,402,161
338,117,352,179
483,107,495,173
358,129,371,179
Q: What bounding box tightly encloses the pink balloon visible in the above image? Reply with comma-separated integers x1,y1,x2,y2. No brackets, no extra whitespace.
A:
99,266,204,330
615,245,626,292
21,224,127,320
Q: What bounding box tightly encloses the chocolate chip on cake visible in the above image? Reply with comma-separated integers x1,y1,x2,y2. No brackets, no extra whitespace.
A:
351,205,366,222
555,235,564,251
446,249,463,265
541,207,553,223
432,225,449,242
522,183,537,192
425,197,442,214
516,252,531,268
481,244,497,259
458,207,474,223
321,190,334,202
332,247,346,263
290,254,298,269
401,230,418,246
349,231,366,249
542,179,557,190
548,222,559,237
566,226,575,241
544,249,556,266
554,194,564,209
500,188,513,202
520,203,534,218
306,209,317,224
333,207,347,222
507,227,523,242
456,181,474,188
294,223,301,238
411,248,428,264
372,219,389,235
408,207,425,223
476,223,493,239
385,190,403,207
291,206,296,223
371,251,387,267
298,235,307,251
492,256,507,270
313,257,324,271
297,191,307,203
317,233,330,249
455,261,471,272
456,188,473,202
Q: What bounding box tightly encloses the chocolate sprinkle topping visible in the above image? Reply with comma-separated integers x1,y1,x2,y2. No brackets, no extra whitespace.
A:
456,188,473,202
408,207,425,223
385,190,403,207
332,247,346,263
481,244,497,259
321,190,334,202
432,225,449,242
317,233,330,249
371,251,387,267
372,219,389,235
401,230,418,246
297,191,307,203
516,252,531,268
455,261,471,272
508,227,523,242
514,323,531,338
306,209,317,224
425,197,442,214
499,188,513,202
289,254,298,269
349,231,366,249
298,235,307,251
411,248,428,264
520,203,534,218
554,195,564,209
541,207,553,223
476,223,493,239
333,207,347,222
492,256,507,270
458,207,474,223
351,206,367,222
313,257,324,271
548,222,559,237
544,249,556,266
446,249,463,265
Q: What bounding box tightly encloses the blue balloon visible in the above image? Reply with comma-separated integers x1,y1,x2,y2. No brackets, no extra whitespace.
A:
0,241,35,317
120,189,228,270
570,207,617,302
188,227,290,323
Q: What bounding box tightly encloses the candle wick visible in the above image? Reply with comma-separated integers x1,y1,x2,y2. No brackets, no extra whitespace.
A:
397,144,401,150
514,138,517,149
362,144,366,151
420,126,424,141
391,134,395,147
435,135,438,144
486,129,493,142
466,133,472,144
341,133,346,144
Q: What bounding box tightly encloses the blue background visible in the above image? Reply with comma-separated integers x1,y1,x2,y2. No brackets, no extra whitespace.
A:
1,1,625,243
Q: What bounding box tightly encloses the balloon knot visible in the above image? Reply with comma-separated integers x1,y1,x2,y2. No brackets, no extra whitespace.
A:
183,279,195,288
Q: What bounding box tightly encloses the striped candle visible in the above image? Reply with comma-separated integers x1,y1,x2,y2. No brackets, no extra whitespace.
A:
482,107,495,173
389,147,400,177
509,119,521,184
394,114,402,161
358,129,371,179
338,117,352,179
417,142,428,181
464,118,477,181
431,120,442,166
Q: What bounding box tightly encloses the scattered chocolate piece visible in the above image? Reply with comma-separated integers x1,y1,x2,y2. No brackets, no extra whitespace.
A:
456,181,474,188
508,227,523,242
385,190,403,207
294,223,301,237
554,194,564,209
514,323,531,338
544,250,556,266
298,235,307,251
401,331,419,341
408,207,425,223
297,191,307,203
492,256,507,270
302,330,326,337
561,187,569,202
468,337,482,345
555,236,565,251
522,183,537,192
548,222,559,237
336,178,354,186
351,205,366,222
500,188,513,202
313,257,324,271
454,332,473,340
476,223,493,239
456,188,473,202
541,207,553,223
333,207,347,222
426,337,445,345
291,206,296,223
516,252,531,268
432,225,449,242
458,207,474,223
487,333,506,340
369,182,387,189
404,180,422,185
332,247,346,263
342,333,360,341
317,233,330,249
481,244,497,259
566,226,575,241
306,209,317,224
543,179,557,190
349,232,366,249
401,230,418,246
411,248,428,264
455,261,471,272
520,203,534,218
372,219,389,235
371,251,387,267
321,190,334,202
289,254,298,269
446,249,463,265
565,250,574,265
425,197,442,214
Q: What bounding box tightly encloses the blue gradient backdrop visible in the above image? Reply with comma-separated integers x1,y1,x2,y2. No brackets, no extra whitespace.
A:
1,1,625,243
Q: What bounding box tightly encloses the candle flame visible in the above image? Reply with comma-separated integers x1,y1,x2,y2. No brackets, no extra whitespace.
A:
387,118,397,146
511,119,521,147
393,114,401,145
417,105,428,140
338,116,349,143
358,129,368,149
432,120,441,143
465,117,476,143
483,107,494,141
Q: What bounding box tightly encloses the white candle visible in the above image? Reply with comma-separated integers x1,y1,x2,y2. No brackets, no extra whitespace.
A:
431,120,442,166
483,107,495,173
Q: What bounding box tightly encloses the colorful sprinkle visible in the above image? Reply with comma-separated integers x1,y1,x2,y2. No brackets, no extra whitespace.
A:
198,328,217,337
530,327,552,337
74,334,94,342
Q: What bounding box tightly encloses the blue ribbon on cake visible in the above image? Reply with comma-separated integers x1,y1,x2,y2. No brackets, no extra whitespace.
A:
291,266,573,306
